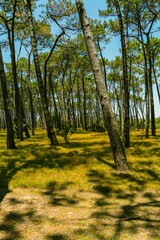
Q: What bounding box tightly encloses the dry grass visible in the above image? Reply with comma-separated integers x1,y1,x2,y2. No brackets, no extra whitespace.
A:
0,129,160,239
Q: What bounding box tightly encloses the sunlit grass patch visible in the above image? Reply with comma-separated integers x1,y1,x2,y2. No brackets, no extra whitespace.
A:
0,128,160,240
0,128,160,193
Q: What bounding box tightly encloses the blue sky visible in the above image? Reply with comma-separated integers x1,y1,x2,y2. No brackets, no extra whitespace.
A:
2,0,121,62
76,0,121,61
1,0,160,117
76,0,160,117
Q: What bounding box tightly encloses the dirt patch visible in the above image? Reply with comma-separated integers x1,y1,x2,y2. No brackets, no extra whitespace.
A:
0,188,160,240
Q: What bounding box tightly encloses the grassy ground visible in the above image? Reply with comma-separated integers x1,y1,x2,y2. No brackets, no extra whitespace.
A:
0,129,160,240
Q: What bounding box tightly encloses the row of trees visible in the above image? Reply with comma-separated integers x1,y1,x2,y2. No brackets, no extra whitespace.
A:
0,0,160,170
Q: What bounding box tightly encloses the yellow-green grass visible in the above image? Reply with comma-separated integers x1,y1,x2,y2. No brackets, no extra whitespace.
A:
0,128,160,193
0,129,160,240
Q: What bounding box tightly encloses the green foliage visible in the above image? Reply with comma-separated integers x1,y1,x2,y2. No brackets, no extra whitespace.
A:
88,123,106,133
58,124,76,144
46,0,78,31
155,118,160,129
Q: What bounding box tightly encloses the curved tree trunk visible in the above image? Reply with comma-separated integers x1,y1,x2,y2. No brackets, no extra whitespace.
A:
76,0,128,171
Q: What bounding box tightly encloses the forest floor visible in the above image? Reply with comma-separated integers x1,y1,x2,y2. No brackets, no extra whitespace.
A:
0,129,160,240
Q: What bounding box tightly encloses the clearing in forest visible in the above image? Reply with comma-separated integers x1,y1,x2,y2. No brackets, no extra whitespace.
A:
0,129,160,240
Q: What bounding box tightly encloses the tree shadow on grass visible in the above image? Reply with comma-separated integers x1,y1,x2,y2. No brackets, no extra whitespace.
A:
0,208,35,239
96,156,115,169
0,195,45,240
0,131,112,206
130,139,160,158
0,130,160,239
91,199,160,240
46,234,68,240
60,140,108,150
0,141,96,204
0,158,17,202
43,181,78,206
83,168,160,240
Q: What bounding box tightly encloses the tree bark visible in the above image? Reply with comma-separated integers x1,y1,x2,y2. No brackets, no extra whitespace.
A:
27,50,35,135
12,0,30,139
0,46,16,149
49,73,61,130
77,76,83,128
147,34,156,136
76,0,128,171
82,73,87,131
24,0,58,145
137,8,150,138
152,56,160,104
113,0,130,147
97,39,108,90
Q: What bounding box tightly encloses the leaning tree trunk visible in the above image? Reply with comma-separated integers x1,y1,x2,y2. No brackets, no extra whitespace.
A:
152,56,160,104
76,0,128,171
0,46,16,149
24,0,58,145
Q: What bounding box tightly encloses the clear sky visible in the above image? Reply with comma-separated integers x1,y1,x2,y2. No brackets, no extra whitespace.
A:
76,0,121,61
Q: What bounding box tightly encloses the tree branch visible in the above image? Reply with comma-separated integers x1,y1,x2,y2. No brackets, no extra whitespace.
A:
43,30,65,97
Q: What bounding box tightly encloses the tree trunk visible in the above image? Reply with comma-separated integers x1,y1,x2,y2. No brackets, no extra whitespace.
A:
88,93,93,126
82,74,87,131
152,56,160,104
147,34,156,136
132,79,139,130
71,90,77,129
76,0,128,171
97,40,108,90
96,90,101,125
49,73,61,130
114,0,130,147
77,76,83,128
120,76,124,142
137,8,149,138
142,46,150,138
27,51,35,135
0,46,16,149
6,0,30,140
25,0,58,145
